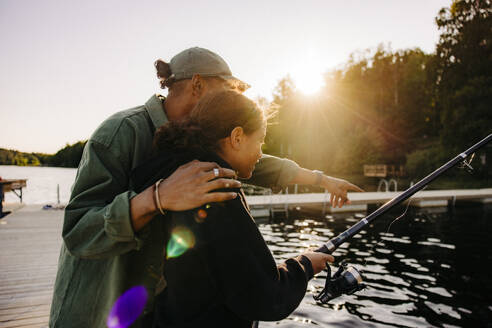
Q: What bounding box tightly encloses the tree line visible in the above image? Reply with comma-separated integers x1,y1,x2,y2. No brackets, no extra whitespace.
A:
0,141,86,168
264,0,491,185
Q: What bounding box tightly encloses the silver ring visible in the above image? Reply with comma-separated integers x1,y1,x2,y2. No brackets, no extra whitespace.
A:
213,168,219,177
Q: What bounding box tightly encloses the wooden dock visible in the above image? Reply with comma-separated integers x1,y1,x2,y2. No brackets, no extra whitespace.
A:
0,189,491,327
0,180,27,203
248,188,492,217
0,205,62,328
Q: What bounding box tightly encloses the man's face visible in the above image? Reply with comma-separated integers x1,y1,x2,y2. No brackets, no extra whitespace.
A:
165,77,243,121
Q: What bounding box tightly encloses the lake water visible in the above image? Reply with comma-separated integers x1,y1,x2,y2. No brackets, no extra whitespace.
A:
0,165,77,204
1,166,491,327
259,205,492,328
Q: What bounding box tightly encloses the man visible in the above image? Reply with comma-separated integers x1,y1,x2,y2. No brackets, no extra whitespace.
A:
49,47,362,327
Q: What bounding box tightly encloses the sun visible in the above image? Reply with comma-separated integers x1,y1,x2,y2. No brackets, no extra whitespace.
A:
291,70,325,95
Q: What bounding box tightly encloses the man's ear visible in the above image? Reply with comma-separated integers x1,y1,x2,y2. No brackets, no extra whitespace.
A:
191,74,204,97
230,126,244,150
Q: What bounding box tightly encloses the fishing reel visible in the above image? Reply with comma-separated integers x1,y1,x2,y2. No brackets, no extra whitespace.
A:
314,262,366,304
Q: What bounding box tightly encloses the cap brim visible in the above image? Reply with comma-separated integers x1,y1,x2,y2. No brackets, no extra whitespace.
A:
218,75,251,92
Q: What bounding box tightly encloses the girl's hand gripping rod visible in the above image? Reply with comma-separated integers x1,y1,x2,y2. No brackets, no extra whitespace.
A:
314,134,492,304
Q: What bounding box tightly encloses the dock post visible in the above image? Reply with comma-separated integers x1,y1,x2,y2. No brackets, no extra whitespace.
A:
449,195,456,208
57,184,60,205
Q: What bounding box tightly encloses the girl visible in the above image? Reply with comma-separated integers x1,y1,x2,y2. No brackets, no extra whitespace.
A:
131,90,332,328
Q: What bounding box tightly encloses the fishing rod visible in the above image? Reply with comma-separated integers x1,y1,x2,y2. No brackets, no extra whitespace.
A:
314,134,492,303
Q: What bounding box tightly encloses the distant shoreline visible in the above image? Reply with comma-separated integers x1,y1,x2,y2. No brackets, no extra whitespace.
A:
1,141,86,168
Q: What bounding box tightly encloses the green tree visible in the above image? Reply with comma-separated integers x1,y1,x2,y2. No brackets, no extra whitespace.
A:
272,75,296,105
323,46,436,166
0,149,40,166
264,47,440,176
435,0,492,154
264,76,297,158
47,141,87,167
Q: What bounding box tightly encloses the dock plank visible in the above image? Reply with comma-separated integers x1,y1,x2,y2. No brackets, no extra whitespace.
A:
0,315,48,328
0,206,62,328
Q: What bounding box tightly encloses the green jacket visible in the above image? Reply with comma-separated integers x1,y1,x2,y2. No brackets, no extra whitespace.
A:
49,95,300,328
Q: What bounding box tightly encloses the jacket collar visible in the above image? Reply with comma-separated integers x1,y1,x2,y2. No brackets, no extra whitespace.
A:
145,94,168,130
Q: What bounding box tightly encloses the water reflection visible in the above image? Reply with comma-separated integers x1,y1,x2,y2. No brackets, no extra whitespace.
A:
258,205,492,327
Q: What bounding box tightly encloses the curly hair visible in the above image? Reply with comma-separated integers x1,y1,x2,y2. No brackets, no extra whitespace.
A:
153,90,265,155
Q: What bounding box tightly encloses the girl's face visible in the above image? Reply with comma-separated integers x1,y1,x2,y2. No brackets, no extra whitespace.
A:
223,125,266,179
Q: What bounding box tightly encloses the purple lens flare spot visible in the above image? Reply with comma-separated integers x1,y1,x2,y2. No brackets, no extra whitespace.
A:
107,285,148,328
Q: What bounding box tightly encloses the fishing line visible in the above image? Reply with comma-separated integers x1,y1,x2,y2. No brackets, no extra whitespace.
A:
358,157,479,279
313,134,491,304
315,197,416,304
337,152,478,289
361,153,478,270
361,196,414,269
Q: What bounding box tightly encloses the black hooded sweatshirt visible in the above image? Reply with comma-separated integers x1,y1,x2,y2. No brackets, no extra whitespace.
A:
131,150,314,328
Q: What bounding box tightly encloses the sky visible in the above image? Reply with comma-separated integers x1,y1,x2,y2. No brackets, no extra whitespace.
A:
0,0,451,154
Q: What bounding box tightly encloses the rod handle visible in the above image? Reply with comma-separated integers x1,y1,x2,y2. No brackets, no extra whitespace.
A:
316,245,331,254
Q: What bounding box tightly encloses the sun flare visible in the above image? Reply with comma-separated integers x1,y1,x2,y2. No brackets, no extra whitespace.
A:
291,70,324,95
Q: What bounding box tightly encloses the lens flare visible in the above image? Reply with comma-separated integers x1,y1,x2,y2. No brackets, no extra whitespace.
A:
106,285,148,328
195,209,208,223
166,226,195,259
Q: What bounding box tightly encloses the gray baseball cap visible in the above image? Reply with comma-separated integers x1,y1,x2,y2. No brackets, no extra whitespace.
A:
168,47,250,91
